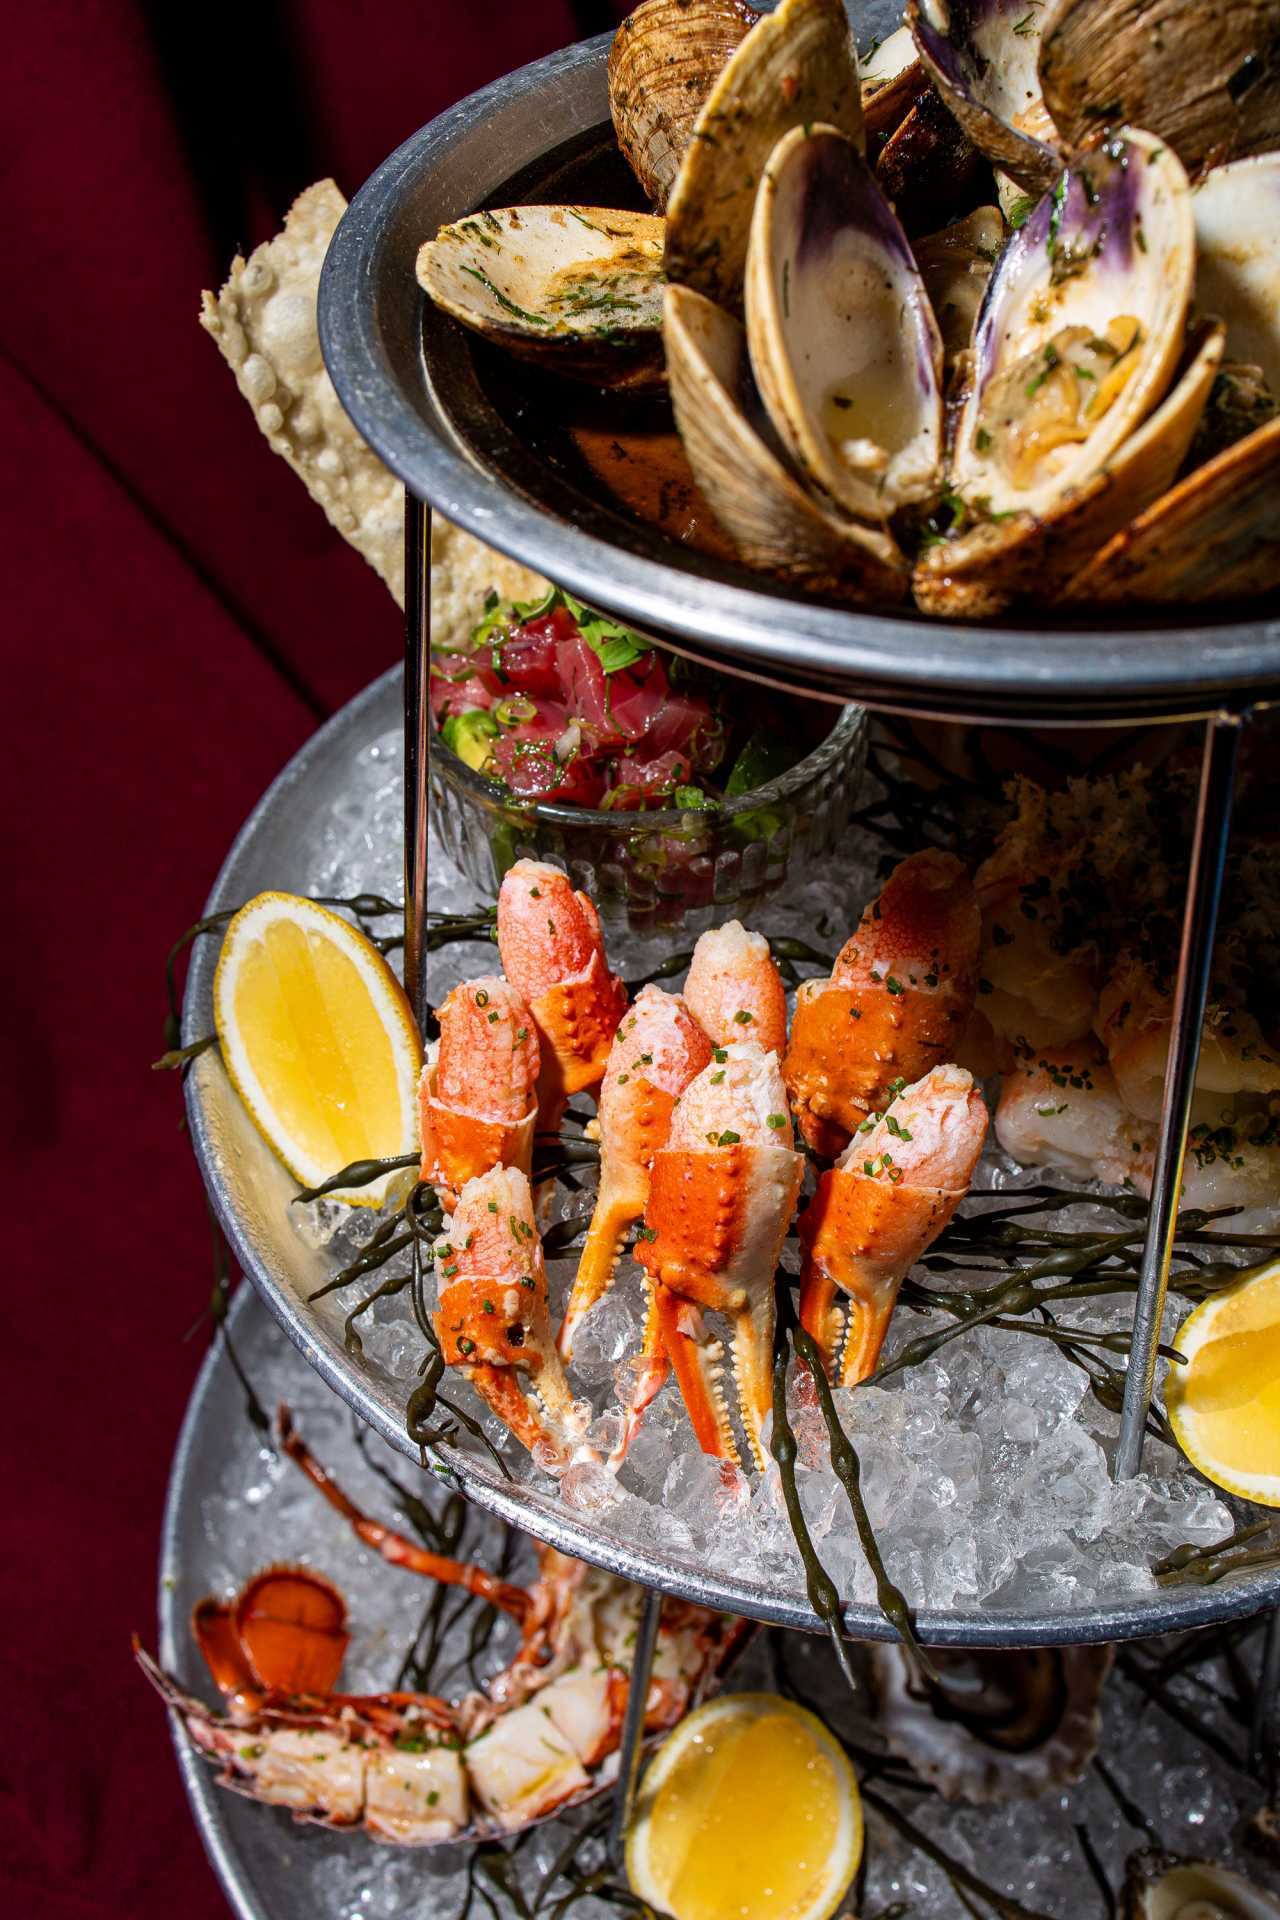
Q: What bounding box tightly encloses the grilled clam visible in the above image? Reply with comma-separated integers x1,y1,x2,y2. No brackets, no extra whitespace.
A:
664,285,910,598
1121,1849,1280,1919
1039,0,1280,181
913,130,1209,615
911,204,1006,361
876,83,985,234
908,0,1059,192
663,0,863,312
860,23,928,139
608,0,757,211
417,207,666,388
746,124,944,522
1066,150,1280,605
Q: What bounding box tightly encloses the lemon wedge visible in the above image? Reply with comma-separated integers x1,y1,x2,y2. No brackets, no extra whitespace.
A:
213,892,421,1207
626,1694,862,1920
1166,1257,1280,1505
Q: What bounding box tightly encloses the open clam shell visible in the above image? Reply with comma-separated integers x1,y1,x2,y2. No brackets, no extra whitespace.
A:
608,0,757,211
745,124,944,522
908,0,1060,193
1192,152,1280,394
950,130,1194,519
417,206,666,388
1039,0,1280,181
861,23,928,139
663,0,863,312
916,318,1223,616
664,283,909,599
876,84,985,234
1121,1848,1280,1919
912,205,1007,360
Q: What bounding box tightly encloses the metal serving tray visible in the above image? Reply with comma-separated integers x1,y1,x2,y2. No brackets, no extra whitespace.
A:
183,666,1280,1646
317,34,1280,723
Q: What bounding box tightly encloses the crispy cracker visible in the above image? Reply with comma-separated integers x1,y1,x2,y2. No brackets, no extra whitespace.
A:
200,179,548,635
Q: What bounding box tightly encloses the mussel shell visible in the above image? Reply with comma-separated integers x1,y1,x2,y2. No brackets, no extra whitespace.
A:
1192,153,1280,395
417,206,667,389
908,0,1060,192
663,0,863,312
608,0,757,211
952,130,1195,519
1121,1847,1280,1919
663,283,909,599
1039,0,1280,182
916,320,1224,617
745,124,944,521
1064,409,1280,606
869,1642,1112,1803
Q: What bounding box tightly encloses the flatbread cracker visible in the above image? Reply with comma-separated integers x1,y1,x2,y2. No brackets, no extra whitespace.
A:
200,180,549,636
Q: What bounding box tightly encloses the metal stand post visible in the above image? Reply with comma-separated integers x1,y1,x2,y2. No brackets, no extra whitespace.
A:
404,491,431,1034
1115,711,1244,1480
609,1587,664,1868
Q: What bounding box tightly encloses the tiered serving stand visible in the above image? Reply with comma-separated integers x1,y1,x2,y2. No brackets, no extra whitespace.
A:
180,23,1280,1867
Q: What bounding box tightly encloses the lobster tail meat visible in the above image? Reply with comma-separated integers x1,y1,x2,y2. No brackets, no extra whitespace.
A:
799,1064,989,1385
783,850,981,1157
683,921,789,1054
434,1166,581,1462
497,861,627,1129
638,1042,804,1469
562,985,713,1360
419,976,540,1207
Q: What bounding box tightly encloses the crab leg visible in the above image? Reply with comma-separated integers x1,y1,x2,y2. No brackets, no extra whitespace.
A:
497,860,627,1132
419,976,540,1208
783,849,981,1158
798,1064,988,1385
683,922,789,1054
561,985,713,1361
435,1165,581,1463
638,1042,803,1469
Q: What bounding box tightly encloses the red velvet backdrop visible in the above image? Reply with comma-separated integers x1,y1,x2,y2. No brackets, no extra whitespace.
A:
4,4,621,1911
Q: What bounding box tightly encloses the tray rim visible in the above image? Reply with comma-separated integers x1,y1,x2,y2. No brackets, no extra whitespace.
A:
317,35,1280,725
179,665,1280,1647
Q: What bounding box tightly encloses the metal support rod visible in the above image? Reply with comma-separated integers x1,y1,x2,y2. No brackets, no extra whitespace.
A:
1115,710,1244,1479
403,491,431,1034
609,1586,664,1868
1251,1607,1280,1782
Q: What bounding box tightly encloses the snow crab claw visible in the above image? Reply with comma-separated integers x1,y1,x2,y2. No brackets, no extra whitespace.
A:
497,861,627,1133
783,850,981,1159
435,1166,581,1464
419,976,540,1209
638,1041,804,1469
562,985,712,1363
137,1409,747,1845
799,1064,988,1386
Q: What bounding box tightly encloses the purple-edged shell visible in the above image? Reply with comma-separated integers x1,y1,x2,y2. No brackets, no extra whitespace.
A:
952,129,1195,517
744,123,943,522
1121,1848,1280,1919
909,0,1059,191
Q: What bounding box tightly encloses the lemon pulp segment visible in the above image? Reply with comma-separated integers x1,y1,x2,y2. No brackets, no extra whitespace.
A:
1168,1265,1280,1491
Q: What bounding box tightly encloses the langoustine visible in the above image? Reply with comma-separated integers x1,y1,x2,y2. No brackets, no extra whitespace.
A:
783,850,981,1158
137,1410,745,1845
419,976,540,1208
799,1065,989,1385
497,860,627,1132
637,1040,804,1469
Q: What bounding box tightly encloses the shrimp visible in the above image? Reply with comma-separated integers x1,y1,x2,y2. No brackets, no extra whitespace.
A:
1097,954,1280,1122
419,976,540,1207
683,922,788,1054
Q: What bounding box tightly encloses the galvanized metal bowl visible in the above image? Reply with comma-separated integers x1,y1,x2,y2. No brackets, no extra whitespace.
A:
183,667,1280,1646
317,35,1280,724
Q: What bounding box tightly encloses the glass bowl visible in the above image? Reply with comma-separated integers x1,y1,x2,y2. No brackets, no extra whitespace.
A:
428,700,867,933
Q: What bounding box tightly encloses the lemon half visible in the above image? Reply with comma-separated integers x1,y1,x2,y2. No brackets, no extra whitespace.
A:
1166,1257,1280,1505
626,1694,862,1920
213,891,421,1207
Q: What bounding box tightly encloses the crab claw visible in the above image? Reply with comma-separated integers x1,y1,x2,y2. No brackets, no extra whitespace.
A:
637,1043,803,1470
799,1064,988,1385
497,861,627,1132
420,977,540,1208
562,985,713,1362
434,1166,581,1464
683,922,789,1054
784,850,980,1158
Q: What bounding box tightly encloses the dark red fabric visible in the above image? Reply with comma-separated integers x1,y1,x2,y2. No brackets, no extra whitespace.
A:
3,4,621,1912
